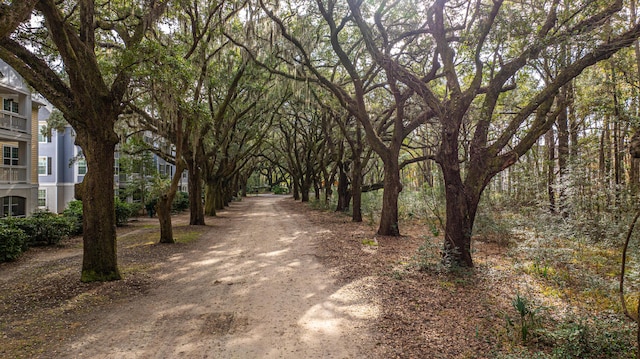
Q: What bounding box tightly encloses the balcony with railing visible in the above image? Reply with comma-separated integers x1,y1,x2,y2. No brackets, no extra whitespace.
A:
0,165,27,184
0,110,28,133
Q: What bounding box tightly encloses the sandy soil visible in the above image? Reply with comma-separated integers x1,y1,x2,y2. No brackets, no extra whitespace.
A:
45,195,377,358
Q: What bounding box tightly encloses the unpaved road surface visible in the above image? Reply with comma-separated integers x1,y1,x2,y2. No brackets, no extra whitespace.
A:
49,195,377,358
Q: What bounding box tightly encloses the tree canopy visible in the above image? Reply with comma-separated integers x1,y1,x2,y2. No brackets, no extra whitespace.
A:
2,0,640,278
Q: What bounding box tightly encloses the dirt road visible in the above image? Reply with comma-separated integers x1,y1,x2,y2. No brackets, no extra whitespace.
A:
50,195,377,358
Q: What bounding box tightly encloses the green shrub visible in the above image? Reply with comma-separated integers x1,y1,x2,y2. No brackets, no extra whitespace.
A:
4,211,72,246
272,186,288,195
473,203,513,246
0,225,28,262
63,198,135,229
413,237,444,272
172,191,189,212
128,202,144,217
62,200,83,235
144,196,158,217
546,317,636,359
114,197,133,227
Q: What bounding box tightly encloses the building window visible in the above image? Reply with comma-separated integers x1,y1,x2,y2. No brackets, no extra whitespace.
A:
1,196,26,217
38,125,51,143
159,164,173,177
78,158,87,175
3,146,18,166
3,99,18,113
38,156,52,175
38,189,46,207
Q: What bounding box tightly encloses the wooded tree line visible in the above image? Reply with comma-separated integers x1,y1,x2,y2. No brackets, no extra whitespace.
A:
1,0,640,281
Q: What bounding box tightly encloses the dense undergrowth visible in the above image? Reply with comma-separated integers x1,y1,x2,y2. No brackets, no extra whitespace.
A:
310,187,640,358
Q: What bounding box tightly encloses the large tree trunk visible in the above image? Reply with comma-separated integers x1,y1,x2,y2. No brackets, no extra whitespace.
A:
324,168,335,205
612,66,623,215
335,161,351,212
313,179,321,201
377,158,401,236
301,174,311,202
157,161,186,244
442,176,478,268
292,177,300,200
441,149,480,267
156,194,174,243
78,129,121,282
187,159,205,225
600,117,610,181
351,157,363,222
557,89,570,215
439,117,474,267
204,181,217,216
546,128,556,213
240,173,248,198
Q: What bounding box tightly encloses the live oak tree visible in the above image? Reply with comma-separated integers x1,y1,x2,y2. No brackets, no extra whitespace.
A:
245,0,640,266
310,88,372,221
331,108,371,222
202,63,277,215
344,0,640,266
276,95,327,203
136,0,247,226
125,47,191,243
0,0,167,281
125,0,245,239
244,0,421,236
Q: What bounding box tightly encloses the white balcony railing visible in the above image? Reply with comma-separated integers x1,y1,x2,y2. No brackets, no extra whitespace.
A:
0,165,27,183
0,111,28,133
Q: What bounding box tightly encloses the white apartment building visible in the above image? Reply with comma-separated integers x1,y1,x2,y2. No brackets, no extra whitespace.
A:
0,59,39,217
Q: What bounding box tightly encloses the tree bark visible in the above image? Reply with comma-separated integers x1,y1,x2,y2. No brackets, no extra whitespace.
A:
611,65,622,215
600,117,610,182
204,181,217,216
440,123,475,267
313,179,321,201
324,167,335,205
78,128,121,282
292,177,300,200
557,91,569,215
157,148,186,244
546,128,556,213
442,179,477,268
0,1,38,38
187,157,205,225
301,173,311,202
156,194,174,243
350,127,366,222
377,158,401,236
335,161,351,212
351,157,363,222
